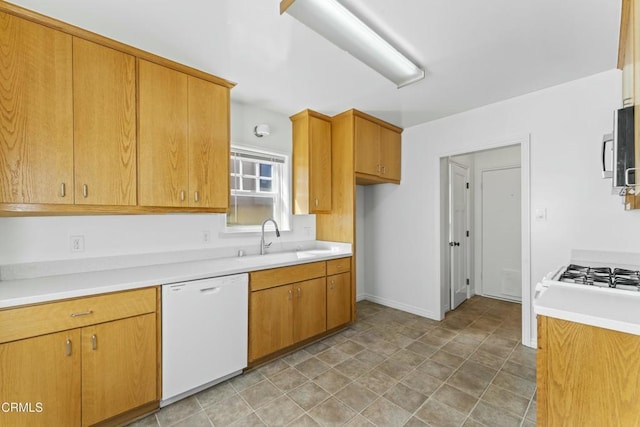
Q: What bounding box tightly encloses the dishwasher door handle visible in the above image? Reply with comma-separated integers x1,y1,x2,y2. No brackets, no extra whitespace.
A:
200,286,221,294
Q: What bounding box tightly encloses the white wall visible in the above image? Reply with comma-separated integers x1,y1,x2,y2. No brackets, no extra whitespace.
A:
362,70,639,346
0,102,315,265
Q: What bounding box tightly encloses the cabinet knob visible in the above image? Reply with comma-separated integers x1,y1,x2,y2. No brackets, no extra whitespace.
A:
376,164,381,173
381,165,386,175
288,289,293,300
180,190,186,202
60,183,66,198
315,198,319,208
91,334,97,351
194,191,199,203
297,287,301,298
65,338,72,356
82,184,88,198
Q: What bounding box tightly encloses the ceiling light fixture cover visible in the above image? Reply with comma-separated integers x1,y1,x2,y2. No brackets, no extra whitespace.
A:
280,0,425,88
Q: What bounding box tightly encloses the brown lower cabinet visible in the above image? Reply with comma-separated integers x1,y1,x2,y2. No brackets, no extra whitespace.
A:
0,287,159,427
537,315,640,426
249,258,352,364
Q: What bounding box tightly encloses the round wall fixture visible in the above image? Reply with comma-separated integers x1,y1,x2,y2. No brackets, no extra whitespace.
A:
254,124,270,138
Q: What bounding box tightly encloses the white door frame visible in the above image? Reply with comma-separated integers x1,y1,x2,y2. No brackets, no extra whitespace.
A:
448,160,470,310
437,134,532,347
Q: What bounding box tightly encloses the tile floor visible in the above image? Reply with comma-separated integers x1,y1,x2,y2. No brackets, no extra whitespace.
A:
129,296,536,427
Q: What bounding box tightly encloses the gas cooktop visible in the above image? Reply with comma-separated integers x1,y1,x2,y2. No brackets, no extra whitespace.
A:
559,264,640,291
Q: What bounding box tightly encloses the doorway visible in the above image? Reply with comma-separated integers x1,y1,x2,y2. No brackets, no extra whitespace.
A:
443,144,522,313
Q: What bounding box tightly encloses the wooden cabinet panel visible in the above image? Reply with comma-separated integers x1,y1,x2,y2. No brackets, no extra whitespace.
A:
0,329,81,427
538,315,640,426
380,126,401,182
0,12,73,204
309,115,332,212
0,287,157,344
187,76,229,209
291,110,332,214
293,278,327,342
138,59,189,207
81,313,157,426
250,261,326,291
327,272,351,330
249,285,294,361
73,38,137,206
327,257,351,276
354,116,380,176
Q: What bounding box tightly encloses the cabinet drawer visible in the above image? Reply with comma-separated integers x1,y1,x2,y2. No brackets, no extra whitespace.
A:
250,261,326,291
327,257,351,275
0,287,157,344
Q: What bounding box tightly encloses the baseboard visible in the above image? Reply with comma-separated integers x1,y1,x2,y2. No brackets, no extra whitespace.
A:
360,294,438,320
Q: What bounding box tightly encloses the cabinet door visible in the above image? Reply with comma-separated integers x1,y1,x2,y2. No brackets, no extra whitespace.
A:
293,278,327,342
354,117,380,176
187,76,229,209
0,12,73,204
81,313,157,426
249,285,294,362
0,330,81,427
327,272,351,330
379,126,401,182
73,38,137,206
541,316,640,426
309,115,332,212
138,60,189,207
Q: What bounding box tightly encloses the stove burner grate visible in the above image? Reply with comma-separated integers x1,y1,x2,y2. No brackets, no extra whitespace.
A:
559,265,640,290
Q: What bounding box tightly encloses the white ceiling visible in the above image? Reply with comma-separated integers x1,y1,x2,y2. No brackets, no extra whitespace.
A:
10,0,622,128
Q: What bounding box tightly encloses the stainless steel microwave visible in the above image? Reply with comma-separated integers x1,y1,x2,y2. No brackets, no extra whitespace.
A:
602,106,635,189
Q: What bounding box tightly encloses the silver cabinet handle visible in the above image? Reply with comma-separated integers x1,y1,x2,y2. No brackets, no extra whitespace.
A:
66,339,72,356
60,183,66,198
70,310,93,317
82,184,88,198
625,168,638,187
194,191,199,203
180,190,186,201
91,334,97,351
288,289,293,300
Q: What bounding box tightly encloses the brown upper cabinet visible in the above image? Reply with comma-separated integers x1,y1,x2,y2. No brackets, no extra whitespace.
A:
0,11,74,205
73,38,137,206
354,113,402,184
291,110,332,214
0,2,234,215
619,0,640,209
138,60,229,210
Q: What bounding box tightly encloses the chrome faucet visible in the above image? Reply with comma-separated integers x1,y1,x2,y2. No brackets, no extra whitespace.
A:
260,218,281,255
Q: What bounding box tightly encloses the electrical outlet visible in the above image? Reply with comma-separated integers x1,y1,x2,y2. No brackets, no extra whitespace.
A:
202,230,211,244
70,235,85,252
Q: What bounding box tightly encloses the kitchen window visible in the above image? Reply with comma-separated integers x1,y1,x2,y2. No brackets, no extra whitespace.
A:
226,146,291,231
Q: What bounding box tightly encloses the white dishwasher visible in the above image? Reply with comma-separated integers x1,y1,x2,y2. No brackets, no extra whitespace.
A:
161,273,248,406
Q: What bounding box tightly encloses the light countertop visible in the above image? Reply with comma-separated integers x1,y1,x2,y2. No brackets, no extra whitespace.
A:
0,242,352,309
534,282,640,336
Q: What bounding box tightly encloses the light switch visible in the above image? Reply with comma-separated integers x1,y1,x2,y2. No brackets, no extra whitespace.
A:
535,208,547,221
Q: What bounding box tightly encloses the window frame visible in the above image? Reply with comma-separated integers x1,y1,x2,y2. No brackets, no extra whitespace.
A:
225,145,292,233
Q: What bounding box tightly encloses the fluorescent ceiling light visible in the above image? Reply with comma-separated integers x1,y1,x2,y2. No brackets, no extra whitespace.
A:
281,0,425,88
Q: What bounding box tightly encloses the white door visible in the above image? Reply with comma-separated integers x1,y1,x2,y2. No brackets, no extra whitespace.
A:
449,162,469,310
481,167,521,301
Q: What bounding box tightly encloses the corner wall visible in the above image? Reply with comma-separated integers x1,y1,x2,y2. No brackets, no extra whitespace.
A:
362,70,639,346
